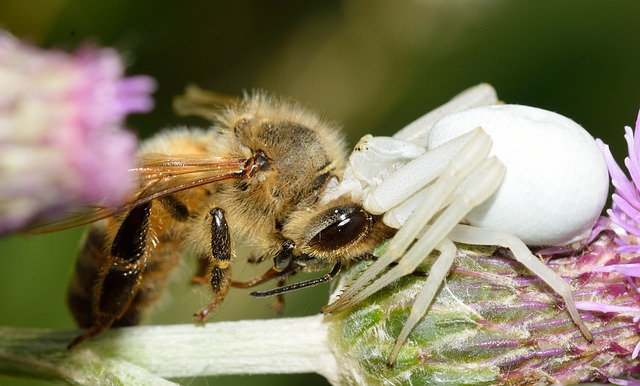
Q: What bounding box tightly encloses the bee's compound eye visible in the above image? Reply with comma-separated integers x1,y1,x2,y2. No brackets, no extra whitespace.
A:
310,205,372,251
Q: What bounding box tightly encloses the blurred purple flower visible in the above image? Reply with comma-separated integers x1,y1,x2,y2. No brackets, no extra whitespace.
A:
0,31,156,233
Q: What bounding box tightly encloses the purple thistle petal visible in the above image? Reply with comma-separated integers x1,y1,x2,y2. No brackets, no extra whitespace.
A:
600,109,640,262
599,139,639,204
613,194,640,224
609,209,640,237
575,301,640,314
625,126,640,195
616,245,640,254
594,263,640,278
632,120,640,175
595,110,640,371
610,377,640,386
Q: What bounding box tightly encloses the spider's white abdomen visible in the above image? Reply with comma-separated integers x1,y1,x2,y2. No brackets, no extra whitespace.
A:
428,104,609,246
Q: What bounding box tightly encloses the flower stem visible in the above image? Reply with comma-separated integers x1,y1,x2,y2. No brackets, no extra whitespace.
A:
0,315,337,385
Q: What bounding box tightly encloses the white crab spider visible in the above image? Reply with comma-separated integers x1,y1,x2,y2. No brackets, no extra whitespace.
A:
322,84,610,364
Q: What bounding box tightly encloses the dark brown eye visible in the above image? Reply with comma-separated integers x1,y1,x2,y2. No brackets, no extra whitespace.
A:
310,205,372,251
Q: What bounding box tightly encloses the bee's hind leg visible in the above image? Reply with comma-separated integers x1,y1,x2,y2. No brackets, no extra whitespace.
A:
194,207,234,323
68,202,152,348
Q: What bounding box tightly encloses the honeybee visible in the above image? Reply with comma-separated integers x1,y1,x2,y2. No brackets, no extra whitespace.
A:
52,85,394,347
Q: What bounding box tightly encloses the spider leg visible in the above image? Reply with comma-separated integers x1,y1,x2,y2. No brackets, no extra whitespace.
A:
324,130,494,313
376,128,503,228
448,224,592,341
364,128,480,215
324,155,505,314
324,129,498,314
388,239,456,365
324,85,499,207
392,83,498,146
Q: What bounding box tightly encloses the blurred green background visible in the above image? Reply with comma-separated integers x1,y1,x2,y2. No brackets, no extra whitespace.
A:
1,1,639,385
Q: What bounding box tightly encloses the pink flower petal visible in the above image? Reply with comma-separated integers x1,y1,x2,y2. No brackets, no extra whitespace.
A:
0,31,155,232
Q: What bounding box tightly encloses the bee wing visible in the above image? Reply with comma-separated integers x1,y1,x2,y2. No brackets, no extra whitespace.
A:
132,154,248,204
27,155,249,233
173,84,242,120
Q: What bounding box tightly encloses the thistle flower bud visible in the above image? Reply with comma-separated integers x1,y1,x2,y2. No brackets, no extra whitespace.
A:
327,234,640,385
0,31,156,233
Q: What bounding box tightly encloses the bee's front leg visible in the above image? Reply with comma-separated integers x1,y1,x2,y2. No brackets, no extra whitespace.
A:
68,202,151,348
194,207,233,323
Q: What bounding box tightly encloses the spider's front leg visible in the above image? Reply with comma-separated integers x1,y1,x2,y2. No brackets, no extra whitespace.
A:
382,156,506,364
194,207,234,322
392,83,499,146
330,155,507,367
388,239,456,364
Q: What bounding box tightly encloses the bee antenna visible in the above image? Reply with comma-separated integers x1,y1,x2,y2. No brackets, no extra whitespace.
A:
249,262,341,297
